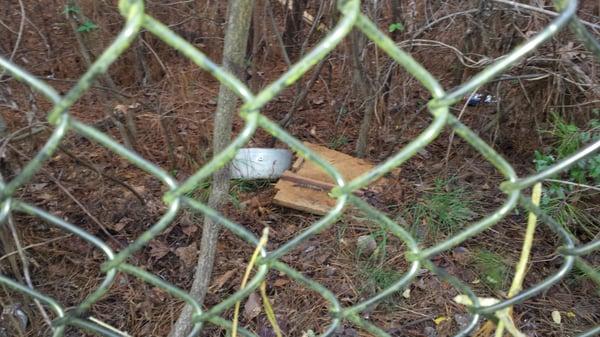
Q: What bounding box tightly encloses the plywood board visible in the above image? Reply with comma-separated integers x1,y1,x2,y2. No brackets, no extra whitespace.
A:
273,142,384,215
293,142,376,183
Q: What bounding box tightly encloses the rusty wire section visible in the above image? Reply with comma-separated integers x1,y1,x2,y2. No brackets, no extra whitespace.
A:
0,0,599,336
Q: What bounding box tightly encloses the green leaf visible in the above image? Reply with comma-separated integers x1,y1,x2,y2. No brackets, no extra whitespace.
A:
64,5,80,15
388,22,404,33
533,150,554,172
77,20,99,33
569,167,586,184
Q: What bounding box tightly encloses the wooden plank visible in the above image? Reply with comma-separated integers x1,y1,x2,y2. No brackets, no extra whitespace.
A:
273,142,386,215
279,171,369,196
272,179,335,215
296,142,375,183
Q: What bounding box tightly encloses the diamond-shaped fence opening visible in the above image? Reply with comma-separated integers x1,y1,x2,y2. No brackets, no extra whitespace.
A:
0,0,599,336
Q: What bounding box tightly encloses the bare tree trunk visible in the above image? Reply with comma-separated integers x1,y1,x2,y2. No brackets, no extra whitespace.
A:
249,0,265,92
167,0,254,336
66,0,141,150
382,0,402,112
198,0,222,56
282,0,308,58
66,0,118,92
351,29,375,158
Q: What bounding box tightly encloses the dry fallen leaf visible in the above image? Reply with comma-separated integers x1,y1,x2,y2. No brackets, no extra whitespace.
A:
243,292,262,321
149,240,171,259
209,269,237,292
38,192,53,201
151,287,168,304
273,278,289,287
133,185,146,194
30,183,48,191
111,217,133,232
175,244,198,268
434,316,448,325
181,225,198,237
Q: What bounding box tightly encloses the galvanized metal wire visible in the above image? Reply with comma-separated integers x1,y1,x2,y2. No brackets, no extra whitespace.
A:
0,0,599,336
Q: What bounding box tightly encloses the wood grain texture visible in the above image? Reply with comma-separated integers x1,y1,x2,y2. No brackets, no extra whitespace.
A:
273,142,383,215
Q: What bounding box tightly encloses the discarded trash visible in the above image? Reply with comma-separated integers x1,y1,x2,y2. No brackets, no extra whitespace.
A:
273,142,389,214
230,148,292,180
467,93,495,106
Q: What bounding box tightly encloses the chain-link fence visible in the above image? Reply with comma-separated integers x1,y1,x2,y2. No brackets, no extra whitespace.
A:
1,0,599,336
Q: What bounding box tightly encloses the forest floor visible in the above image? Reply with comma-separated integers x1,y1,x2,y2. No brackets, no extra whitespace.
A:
0,1,599,337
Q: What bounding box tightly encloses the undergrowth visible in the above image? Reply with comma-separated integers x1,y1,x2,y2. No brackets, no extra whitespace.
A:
359,263,402,295
533,112,600,240
405,177,476,239
353,226,404,305
184,179,271,208
472,249,509,290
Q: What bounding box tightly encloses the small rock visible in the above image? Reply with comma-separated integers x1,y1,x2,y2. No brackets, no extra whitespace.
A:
417,268,429,276
454,313,470,330
418,149,431,159
1,304,28,335
325,265,337,277
333,326,359,337
424,326,437,337
395,214,409,226
243,292,262,321
356,235,377,255
452,246,470,265
304,245,316,254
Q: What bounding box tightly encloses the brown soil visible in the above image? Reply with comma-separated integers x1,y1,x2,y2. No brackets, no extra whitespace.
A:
0,1,598,337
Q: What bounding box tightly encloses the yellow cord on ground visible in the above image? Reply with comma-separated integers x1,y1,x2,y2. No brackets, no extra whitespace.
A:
495,183,542,337
260,281,283,337
232,228,269,337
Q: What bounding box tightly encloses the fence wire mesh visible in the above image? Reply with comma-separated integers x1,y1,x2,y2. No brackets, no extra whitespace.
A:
1,0,599,336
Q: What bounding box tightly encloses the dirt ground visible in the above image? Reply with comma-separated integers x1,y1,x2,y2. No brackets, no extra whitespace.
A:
0,1,599,337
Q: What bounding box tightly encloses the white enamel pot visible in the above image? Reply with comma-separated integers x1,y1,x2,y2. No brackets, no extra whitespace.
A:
230,148,293,180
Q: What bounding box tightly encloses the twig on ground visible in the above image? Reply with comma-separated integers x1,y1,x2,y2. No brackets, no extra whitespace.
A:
275,0,328,32
0,0,25,80
0,234,72,262
7,215,54,333
8,145,123,247
140,37,173,79
38,77,132,98
0,126,146,206
7,0,25,63
0,123,48,146
279,58,327,128
444,88,479,166
491,0,600,31
266,0,292,67
412,9,479,39
232,227,269,337
543,179,600,193
58,145,146,205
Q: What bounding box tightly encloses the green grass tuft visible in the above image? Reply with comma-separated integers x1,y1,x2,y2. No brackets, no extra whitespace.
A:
328,135,349,150
473,249,509,290
406,177,475,238
361,265,402,291
534,112,600,239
